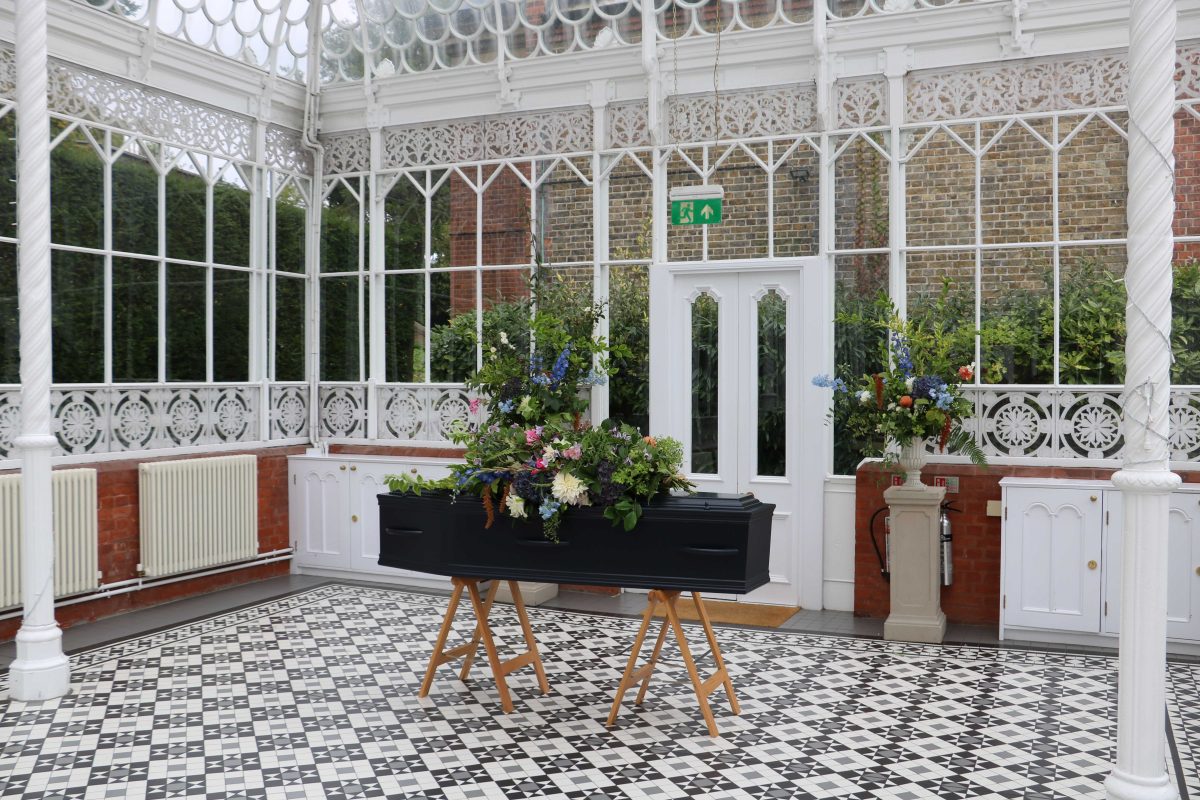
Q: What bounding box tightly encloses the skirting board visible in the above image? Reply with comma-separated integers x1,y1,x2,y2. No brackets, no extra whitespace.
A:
1001,625,1200,658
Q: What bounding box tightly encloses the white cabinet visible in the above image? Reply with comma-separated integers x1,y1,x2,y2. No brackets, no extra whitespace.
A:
1001,478,1200,644
289,454,456,588
1001,485,1104,633
1103,488,1200,641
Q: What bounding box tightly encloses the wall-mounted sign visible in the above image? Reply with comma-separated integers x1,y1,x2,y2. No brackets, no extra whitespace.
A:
669,185,724,225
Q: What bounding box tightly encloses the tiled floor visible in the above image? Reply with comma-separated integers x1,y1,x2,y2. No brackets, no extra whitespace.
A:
0,580,1195,799
0,576,1125,675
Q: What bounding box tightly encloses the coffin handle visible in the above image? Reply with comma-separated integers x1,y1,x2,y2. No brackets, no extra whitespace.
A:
384,528,424,538
682,546,740,557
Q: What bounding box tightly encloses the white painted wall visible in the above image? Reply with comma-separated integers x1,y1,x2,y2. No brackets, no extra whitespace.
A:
822,475,857,611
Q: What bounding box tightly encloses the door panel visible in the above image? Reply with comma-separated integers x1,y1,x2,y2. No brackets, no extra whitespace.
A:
293,464,350,569
1003,487,1102,633
1104,489,1200,641
664,266,812,606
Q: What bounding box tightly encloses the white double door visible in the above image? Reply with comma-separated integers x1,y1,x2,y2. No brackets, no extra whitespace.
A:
651,261,827,607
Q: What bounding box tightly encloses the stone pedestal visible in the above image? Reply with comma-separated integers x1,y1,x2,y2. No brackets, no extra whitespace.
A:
883,483,947,644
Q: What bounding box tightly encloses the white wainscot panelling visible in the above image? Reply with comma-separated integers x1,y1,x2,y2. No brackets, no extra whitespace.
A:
822,476,857,612
1001,477,1200,650
289,454,456,590
1001,484,1103,634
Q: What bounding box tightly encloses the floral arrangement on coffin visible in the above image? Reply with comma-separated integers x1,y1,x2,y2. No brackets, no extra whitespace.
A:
385,300,692,540
813,313,986,476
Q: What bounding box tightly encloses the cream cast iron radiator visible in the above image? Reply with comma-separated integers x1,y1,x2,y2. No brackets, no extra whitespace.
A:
0,468,100,610
139,455,258,578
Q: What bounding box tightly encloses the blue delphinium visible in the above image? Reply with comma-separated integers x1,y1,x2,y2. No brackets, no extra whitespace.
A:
912,375,946,402
539,499,561,520
498,399,515,413
890,332,914,378
549,345,571,388
811,373,849,393
934,389,955,410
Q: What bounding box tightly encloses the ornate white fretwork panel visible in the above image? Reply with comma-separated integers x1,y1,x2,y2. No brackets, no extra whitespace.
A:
40,386,259,457
906,44,1200,123
835,78,888,128
322,131,371,174
667,84,817,143
318,385,368,439
270,385,310,441
266,126,313,174
0,46,265,163
377,385,483,442
371,109,592,171
930,387,1200,462
607,101,650,149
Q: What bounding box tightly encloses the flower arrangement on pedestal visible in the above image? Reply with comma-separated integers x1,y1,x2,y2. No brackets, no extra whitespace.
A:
814,312,985,483
386,301,692,539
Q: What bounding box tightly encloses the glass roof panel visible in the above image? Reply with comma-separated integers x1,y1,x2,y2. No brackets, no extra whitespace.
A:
71,0,1002,87
76,0,312,82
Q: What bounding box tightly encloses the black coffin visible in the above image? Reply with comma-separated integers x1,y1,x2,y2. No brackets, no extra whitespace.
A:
378,490,775,594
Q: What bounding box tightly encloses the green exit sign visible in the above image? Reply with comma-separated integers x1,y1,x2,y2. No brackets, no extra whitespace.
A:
669,186,725,226
671,197,723,225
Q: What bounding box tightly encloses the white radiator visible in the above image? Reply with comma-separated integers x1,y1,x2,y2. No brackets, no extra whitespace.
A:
139,455,258,578
0,468,100,610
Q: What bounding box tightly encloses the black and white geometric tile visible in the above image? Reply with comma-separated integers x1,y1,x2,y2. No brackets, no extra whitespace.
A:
0,585,1195,799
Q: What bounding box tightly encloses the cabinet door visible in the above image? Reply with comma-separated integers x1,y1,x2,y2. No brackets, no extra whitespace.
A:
1003,487,1103,633
290,462,351,569
1104,490,1200,641
349,461,453,579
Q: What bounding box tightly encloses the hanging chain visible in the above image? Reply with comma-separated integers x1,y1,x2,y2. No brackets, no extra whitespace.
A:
712,0,722,149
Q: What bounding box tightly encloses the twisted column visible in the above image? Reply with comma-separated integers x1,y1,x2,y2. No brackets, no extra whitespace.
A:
9,0,69,702
1106,0,1180,798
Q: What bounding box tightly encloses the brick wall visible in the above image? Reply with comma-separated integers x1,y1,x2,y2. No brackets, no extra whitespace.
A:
0,444,304,643
853,462,1200,626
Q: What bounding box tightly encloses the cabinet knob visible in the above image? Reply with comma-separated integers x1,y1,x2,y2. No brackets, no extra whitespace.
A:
1195,566,1200,577
410,467,418,474
351,514,358,523
1087,560,1098,570
350,465,357,472
339,465,347,471
1089,495,1098,502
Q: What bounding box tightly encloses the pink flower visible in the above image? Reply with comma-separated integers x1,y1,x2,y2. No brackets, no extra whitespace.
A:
469,398,481,413
536,458,546,469
562,444,582,460
525,427,542,445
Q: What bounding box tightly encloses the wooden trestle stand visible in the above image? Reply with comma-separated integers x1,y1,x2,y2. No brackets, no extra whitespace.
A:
419,580,738,736
419,577,549,713
606,590,740,737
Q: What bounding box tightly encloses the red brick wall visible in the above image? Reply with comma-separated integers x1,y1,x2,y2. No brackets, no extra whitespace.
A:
0,444,305,643
449,166,532,315
854,462,1200,626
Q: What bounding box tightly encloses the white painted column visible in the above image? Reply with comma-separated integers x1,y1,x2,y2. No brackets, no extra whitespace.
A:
1105,1,1180,799
9,0,70,702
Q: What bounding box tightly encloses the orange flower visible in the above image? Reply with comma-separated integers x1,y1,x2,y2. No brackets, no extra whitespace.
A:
899,395,913,408
644,436,657,446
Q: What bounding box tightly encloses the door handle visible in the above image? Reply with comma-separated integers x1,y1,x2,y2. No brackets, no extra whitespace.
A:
351,515,359,523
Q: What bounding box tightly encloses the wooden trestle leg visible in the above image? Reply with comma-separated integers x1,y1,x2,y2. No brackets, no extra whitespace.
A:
606,590,740,737
418,577,549,713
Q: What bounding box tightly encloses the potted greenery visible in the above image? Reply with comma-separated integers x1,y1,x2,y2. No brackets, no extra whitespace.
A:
815,307,985,485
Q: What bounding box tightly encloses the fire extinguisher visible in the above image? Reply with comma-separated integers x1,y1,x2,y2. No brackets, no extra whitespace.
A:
940,501,958,587
869,501,959,586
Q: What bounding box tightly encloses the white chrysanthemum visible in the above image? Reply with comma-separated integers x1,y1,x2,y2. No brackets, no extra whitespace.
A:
508,496,528,519
858,390,873,405
551,471,589,506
